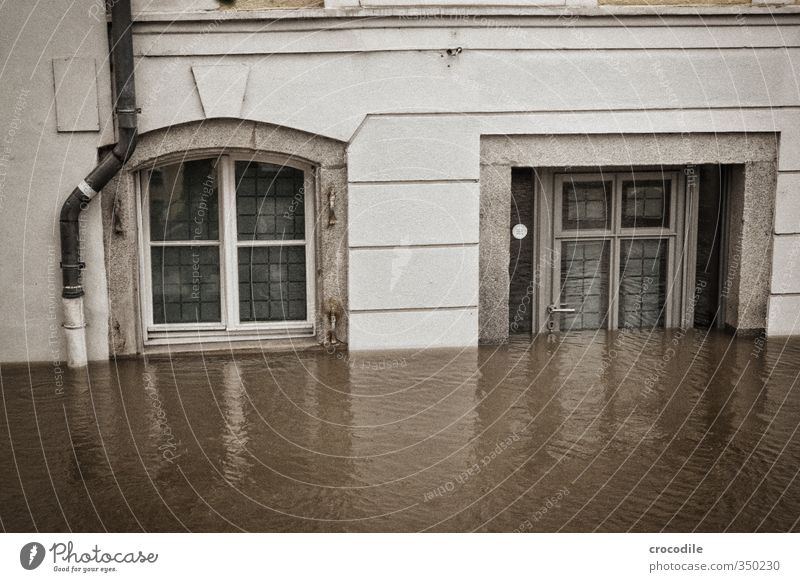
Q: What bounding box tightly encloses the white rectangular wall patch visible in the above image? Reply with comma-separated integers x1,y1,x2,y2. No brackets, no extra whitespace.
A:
53,58,100,132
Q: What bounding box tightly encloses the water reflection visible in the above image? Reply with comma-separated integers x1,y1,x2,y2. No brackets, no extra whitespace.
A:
219,362,250,485
1,329,799,532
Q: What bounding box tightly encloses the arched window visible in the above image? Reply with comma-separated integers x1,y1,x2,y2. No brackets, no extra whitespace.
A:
138,152,315,344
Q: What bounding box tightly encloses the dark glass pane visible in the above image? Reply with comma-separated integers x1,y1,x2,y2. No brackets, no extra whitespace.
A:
238,246,306,322
148,159,219,241
235,161,305,241
562,179,612,231
621,179,671,229
619,239,668,329
560,240,609,330
151,246,221,324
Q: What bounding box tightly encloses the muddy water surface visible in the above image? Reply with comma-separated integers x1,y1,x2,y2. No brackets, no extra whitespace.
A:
1,329,799,532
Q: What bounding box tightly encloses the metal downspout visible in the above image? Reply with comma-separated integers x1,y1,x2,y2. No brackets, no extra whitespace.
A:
59,0,137,367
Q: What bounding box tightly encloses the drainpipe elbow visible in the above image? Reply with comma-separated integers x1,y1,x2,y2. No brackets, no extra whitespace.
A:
59,188,89,224
113,127,138,163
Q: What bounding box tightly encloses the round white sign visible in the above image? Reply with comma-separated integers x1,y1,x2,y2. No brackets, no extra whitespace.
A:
512,224,528,240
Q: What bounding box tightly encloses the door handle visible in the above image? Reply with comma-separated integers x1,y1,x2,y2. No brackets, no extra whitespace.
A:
548,304,576,314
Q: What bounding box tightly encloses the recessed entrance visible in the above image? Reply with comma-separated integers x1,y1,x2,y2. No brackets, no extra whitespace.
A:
482,133,776,344
505,164,749,336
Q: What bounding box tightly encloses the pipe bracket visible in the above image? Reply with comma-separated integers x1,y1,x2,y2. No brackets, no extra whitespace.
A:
116,108,139,128
77,180,98,199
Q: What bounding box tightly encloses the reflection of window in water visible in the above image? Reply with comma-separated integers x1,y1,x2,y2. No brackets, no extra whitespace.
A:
221,362,250,484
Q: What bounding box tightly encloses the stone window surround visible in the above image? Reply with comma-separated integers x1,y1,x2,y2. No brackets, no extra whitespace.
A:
478,132,778,343
102,119,348,356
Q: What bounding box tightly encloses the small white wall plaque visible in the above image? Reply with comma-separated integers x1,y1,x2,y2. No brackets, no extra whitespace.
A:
512,224,528,240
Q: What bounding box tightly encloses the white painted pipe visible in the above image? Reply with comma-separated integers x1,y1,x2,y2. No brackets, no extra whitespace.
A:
63,297,88,368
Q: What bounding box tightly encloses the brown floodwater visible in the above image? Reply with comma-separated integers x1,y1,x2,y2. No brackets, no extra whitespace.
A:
1,329,799,532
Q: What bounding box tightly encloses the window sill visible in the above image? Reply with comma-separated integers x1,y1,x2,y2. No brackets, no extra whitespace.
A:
145,324,315,346
142,335,321,357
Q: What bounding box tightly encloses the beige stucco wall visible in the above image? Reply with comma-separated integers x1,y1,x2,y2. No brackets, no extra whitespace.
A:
0,1,113,364
3,4,800,362
226,0,324,8
600,0,750,5
132,0,322,12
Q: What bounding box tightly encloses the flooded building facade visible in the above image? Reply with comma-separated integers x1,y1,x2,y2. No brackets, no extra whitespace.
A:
2,0,800,365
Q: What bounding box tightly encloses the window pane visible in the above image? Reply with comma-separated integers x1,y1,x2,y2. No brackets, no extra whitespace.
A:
619,239,668,329
560,240,610,330
238,246,307,322
151,246,221,324
621,178,671,229
148,159,219,241
562,179,612,231
235,161,305,241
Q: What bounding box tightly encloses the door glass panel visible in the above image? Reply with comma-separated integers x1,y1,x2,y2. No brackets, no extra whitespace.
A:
618,239,668,329
148,159,219,241
235,161,305,241
238,246,307,322
621,178,670,229
560,240,610,330
151,246,221,324
561,179,612,231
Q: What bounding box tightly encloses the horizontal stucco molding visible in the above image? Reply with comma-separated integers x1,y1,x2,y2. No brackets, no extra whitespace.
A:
131,6,800,22
775,172,800,235
346,112,789,183
767,295,800,336
135,47,800,143
348,307,478,350
771,235,800,294
349,245,479,311
133,25,800,56
349,182,480,247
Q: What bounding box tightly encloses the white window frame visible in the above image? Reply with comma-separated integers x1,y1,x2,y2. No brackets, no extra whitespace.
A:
549,170,684,330
136,150,317,346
